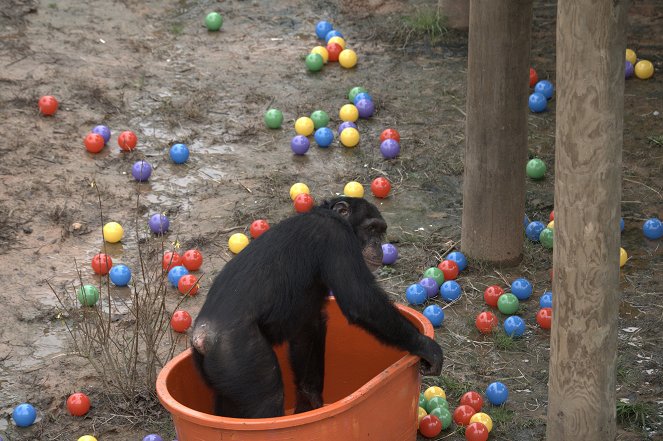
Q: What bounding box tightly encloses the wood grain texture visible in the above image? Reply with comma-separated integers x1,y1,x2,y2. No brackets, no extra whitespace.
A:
547,1,627,440
461,0,533,265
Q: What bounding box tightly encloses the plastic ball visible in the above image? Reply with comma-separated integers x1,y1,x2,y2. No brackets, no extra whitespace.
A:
423,305,444,327
315,21,333,39
625,60,634,79
38,95,58,115
314,127,334,147
547,220,555,229
294,193,315,213
118,130,137,151
353,92,373,105
419,414,442,438
178,274,199,296
423,267,444,286
380,139,400,159
348,86,367,102
497,293,519,315
405,283,427,305
92,125,111,143
327,36,346,50
525,221,546,242
526,158,547,179
310,46,329,64
339,104,359,122
355,98,374,118
460,391,484,412
337,121,357,135
131,160,152,182
381,243,398,265
529,67,538,88
310,110,330,129
149,213,170,234
77,285,100,306
549,210,555,221
437,259,459,280
291,135,310,155
430,407,453,430
504,315,526,338
343,181,364,198
326,42,343,62
305,53,324,72
339,49,357,68
170,143,190,164
264,108,283,129
205,12,223,31
250,219,270,239
228,233,250,254
475,311,498,334
162,251,182,271
620,217,624,232
418,406,428,424
419,277,439,298
380,128,400,143
428,397,450,412
289,182,310,201
84,133,105,153
12,403,37,427
483,285,504,307
465,422,489,441
446,251,467,271
325,29,343,42
142,436,164,441
537,307,552,329
167,265,189,287
453,404,476,426
103,221,124,243
91,253,113,275
370,177,391,198
540,227,554,248
424,386,446,401
171,310,192,333
295,117,315,136
534,80,555,100
109,264,132,287
182,249,203,271
339,127,360,147
634,60,654,79
539,291,553,308
485,381,509,405
625,48,637,65
511,278,532,300
66,392,91,416
469,412,493,432
440,280,462,302
619,247,628,267
419,392,426,408
528,92,548,113
78,436,98,441
643,218,663,240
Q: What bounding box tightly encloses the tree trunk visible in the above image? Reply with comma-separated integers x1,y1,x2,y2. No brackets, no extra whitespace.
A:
546,1,627,440
461,0,533,265
439,0,469,31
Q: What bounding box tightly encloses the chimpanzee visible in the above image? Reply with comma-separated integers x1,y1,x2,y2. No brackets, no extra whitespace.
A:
191,196,443,418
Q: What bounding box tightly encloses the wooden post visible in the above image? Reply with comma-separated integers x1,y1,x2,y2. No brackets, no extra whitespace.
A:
439,0,469,31
546,1,627,440
460,0,533,264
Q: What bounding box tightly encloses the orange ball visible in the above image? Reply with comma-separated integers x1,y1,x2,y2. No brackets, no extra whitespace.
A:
118,130,137,151
182,249,203,271
171,310,192,333
38,95,59,116
162,251,182,271
84,133,105,153
177,274,199,296
437,260,459,280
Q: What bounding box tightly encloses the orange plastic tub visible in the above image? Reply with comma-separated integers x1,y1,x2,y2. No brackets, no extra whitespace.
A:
156,297,434,440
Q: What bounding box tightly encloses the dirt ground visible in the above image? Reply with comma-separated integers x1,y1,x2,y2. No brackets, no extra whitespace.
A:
0,0,661,440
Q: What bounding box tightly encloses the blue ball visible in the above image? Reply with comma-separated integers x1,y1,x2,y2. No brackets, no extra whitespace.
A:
12,403,37,427
534,80,555,100
148,213,169,234
528,92,548,113
620,217,625,232
440,280,462,302
167,265,189,287
446,251,467,271
132,160,152,182
419,277,439,298
314,127,334,147
525,221,546,242
539,291,553,308
405,283,427,305
353,92,373,105
486,381,509,406
109,264,132,287
290,135,310,155
92,125,111,143
143,435,164,441
325,29,343,42
643,218,663,240
524,214,530,229
337,121,357,135
423,305,444,327
504,316,526,338
511,278,533,300
169,143,190,164
315,21,333,39
382,243,399,265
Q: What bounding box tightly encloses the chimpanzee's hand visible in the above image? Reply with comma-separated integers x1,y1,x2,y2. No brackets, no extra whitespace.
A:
418,336,443,376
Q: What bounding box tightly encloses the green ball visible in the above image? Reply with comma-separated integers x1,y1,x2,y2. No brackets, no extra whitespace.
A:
264,108,283,129
348,86,367,102
205,12,223,31
429,406,453,429
497,292,520,315
526,158,547,180
419,392,426,408
425,396,448,413
423,267,445,286
540,227,554,249
77,284,100,307
305,53,324,72
310,110,330,129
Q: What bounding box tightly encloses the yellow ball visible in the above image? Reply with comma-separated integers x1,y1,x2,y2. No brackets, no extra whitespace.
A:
289,182,310,201
295,117,315,136
417,406,428,424
311,46,329,63
339,104,359,122
619,247,628,267
634,60,654,80
103,221,124,243
78,437,98,441
327,36,346,50
423,386,446,401
339,127,360,147
338,49,357,69
625,48,637,65
470,412,493,432
547,220,554,229
343,181,364,198
229,233,250,254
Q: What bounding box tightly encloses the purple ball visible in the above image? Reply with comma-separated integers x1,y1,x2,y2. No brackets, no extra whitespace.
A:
131,160,152,182
337,121,357,135
148,213,169,234
625,60,634,79
142,436,164,441
382,243,398,265
380,139,400,159
290,135,310,155
419,277,439,298
355,98,374,119
92,125,111,143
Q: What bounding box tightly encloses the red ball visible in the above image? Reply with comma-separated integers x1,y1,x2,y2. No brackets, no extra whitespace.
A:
250,219,270,239
370,177,391,198
483,285,504,307
418,414,442,438
294,193,315,213
536,307,553,329
465,422,489,441
326,43,343,62
182,249,203,271
529,67,539,88
91,253,113,275
171,310,192,333
475,311,498,334
380,128,401,143
162,251,182,271
437,260,459,280
453,404,477,426
38,95,59,116
84,133,105,153
460,391,483,412
549,210,555,221
66,392,91,416
118,130,138,151
177,274,199,296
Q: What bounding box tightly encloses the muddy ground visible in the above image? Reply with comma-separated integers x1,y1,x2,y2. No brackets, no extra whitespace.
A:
0,0,661,440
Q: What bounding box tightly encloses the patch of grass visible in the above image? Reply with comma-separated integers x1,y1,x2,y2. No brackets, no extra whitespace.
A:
171,22,184,35
48,2,57,8
616,400,654,430
493,330,520,351
392,7,448,47
648,135,663,146
437,374,475,399
616,356,639,388
490,406,515,425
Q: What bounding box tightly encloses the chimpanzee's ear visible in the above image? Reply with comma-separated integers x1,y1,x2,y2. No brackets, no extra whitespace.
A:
332,200,350,217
